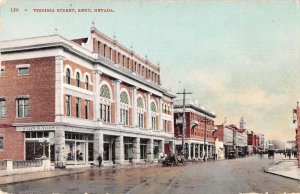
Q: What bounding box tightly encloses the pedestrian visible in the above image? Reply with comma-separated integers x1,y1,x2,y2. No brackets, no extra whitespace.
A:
98,154,103,168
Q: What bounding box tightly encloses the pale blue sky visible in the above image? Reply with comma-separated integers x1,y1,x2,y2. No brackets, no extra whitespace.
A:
1,0,299,141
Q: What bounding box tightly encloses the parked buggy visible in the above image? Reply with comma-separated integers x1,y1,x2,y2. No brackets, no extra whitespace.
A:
161,154,186,167
268,149,275,159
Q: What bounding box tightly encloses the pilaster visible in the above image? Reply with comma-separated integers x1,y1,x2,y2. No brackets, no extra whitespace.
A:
93,70,102,121
131,86,137,127
55,56,65,122
54,129,66,168
114,80,121,124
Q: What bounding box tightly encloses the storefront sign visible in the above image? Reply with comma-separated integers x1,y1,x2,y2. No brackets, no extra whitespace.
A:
16,125,94,133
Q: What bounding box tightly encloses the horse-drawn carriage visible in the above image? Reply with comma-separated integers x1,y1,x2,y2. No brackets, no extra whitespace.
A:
268,149,275,159
161,154,186,167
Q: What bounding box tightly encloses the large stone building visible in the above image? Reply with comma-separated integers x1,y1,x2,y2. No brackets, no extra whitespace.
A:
0,27,175,167
173,99,216,160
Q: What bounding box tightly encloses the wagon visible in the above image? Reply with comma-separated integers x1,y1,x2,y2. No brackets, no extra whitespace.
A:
268,149,275,159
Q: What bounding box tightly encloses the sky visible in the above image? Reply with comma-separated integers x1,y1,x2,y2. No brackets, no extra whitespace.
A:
0,0,299,141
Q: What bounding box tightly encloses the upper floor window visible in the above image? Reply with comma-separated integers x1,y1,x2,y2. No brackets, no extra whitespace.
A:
19,67,29,75
123,56,125,67
16,97,29,118
76,72,80,87
120,91,129,126
0,136,3,150
66,95,71,116
151,102,157,130
0,98,6,118
137,97,144,128
0,69,4,77
76,97,80,118
142,66,144,76
85,75,89,90
103,44,107,58
85,100,89,119
66,68,71,84
109,48,112,60
100,84,111,123
118,53,121,64
97,41,101,55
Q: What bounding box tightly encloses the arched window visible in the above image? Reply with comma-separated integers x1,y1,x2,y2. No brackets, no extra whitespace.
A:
66,68,71,84
137,97,144,128
99,84,111,123
150,102,157,130
76,72,80,87
100,84,111,99
85,75,89,90
120,91,129,125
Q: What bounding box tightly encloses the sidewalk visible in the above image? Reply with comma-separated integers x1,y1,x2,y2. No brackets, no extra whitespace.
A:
264,156,300,180
0,168,85,185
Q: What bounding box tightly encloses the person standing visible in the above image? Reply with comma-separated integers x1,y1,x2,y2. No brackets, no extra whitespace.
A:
97,154,102,168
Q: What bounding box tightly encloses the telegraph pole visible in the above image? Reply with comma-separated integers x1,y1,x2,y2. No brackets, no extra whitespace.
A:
176,89,192,158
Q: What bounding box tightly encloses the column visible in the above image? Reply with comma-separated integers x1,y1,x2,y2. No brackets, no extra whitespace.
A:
131,87,137,127
54,56,65,122
115,136,124,164
160,139,164,155
92,70,102,121
54,129,66,168
93,131,103,165
114,80,121,124
133,137,140,163
146,92,151,129
193,143,196,159
147,139,153,160
198,144,201,159
206,144,209,158
188,143,191,160
202,144,205,159
158,98,163,131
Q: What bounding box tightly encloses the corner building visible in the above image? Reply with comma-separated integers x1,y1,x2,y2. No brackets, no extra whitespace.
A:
173,99,216,160
0,27,175,167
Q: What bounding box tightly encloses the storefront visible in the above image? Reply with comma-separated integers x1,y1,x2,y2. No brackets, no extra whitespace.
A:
65,132,94,165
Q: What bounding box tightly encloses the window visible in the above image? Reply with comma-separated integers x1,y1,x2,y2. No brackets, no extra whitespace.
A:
123,56,125,66
118,53,121,64
19,67,29,75
124,137,133,160
151,102,157,130
104,44,107,58
0,69,4,76
142,66,144,76
98,41,101,55
17,98,29,118
100,84,111,123
0,99,6,118
127,58,130,69
85,100,89,119
66,95,71,116
85,75,89,90
66,68,71,84
76,72,80,87
109,47,112,60
137,97,144,128
0,136,3,150
120,91,129,125
76,98,80,118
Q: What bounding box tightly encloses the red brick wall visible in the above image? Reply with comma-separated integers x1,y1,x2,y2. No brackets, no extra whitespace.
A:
297,106,300,165
0,57,56,124
0,126,24,160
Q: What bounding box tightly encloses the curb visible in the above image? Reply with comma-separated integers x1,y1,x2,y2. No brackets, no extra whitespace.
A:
263,167,300,181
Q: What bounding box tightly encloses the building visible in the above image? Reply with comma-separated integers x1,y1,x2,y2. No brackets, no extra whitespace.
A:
258,134,268,152
173,99,216,160
0,27,176,167
214,124,247,159
248,131,260,154
293,103,300,166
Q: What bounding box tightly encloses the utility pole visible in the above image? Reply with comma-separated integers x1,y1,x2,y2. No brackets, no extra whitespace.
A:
176,89,192,158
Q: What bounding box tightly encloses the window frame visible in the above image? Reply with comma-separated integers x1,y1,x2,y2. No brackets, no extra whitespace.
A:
76,72,80,87
16,97,29,118
0,136,3,150
66,68,71,84
0,98,6,119
85,100,89,119
76,97,81,118
66,95,71,116
85,75,89,90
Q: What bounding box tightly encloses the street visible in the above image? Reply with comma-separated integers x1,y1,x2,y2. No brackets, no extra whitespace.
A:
1,155,299,194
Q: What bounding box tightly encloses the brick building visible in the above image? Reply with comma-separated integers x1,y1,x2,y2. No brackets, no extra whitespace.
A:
173,99,216,160
0,27,175,167
248,131,260,154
